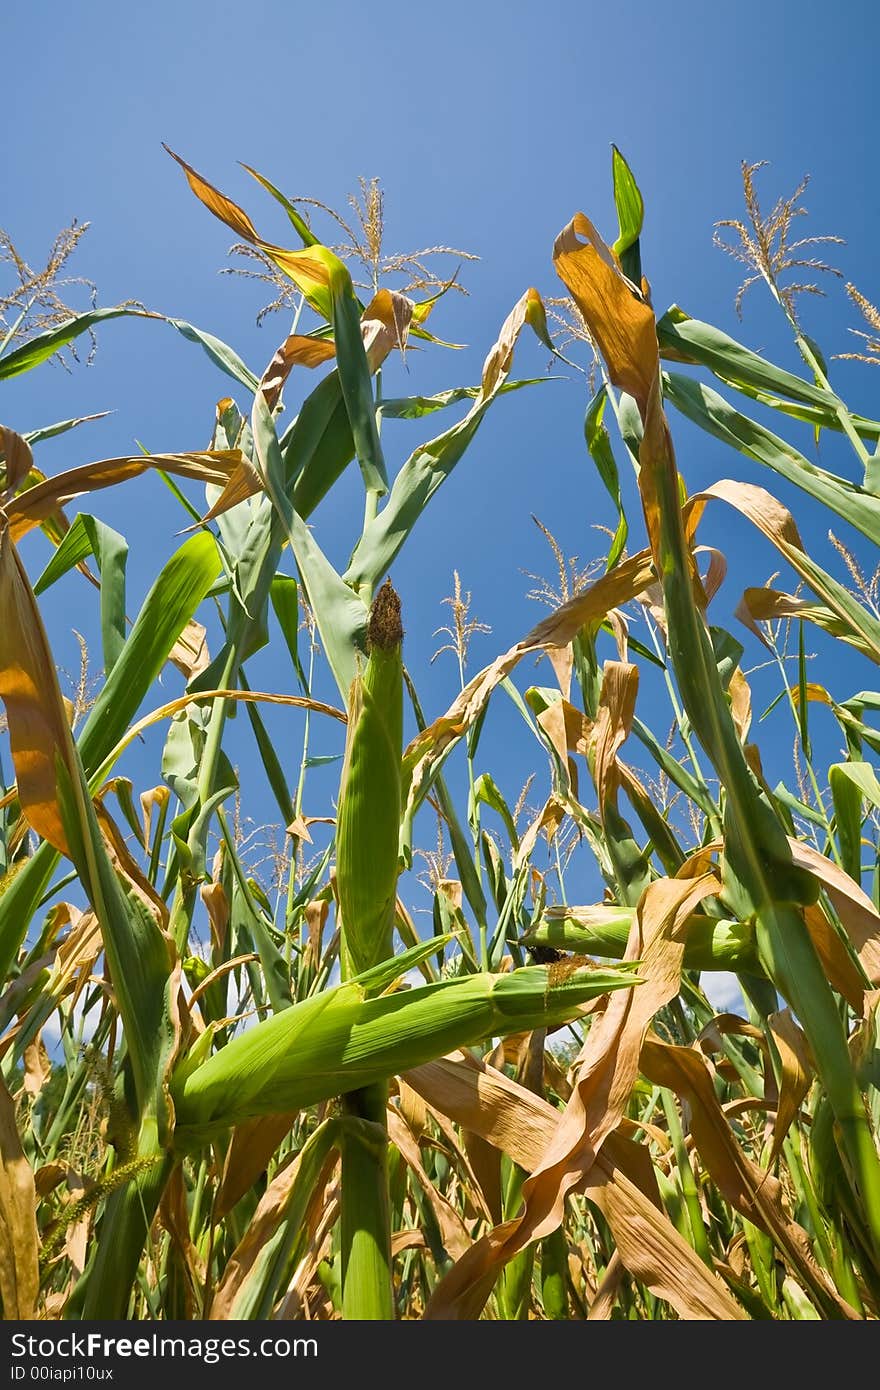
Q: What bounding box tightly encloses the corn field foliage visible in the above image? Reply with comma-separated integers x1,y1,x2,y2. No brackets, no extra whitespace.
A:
3,147,880,1321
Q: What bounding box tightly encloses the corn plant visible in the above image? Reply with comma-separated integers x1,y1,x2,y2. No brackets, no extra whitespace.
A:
2,145,880,1322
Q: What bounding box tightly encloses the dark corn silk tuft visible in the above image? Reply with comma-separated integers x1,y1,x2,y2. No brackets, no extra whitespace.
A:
368,578,404,652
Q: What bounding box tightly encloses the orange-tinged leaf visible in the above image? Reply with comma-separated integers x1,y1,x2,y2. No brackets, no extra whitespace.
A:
0,521,78,853
481,288,545,399
259,334,336,412
216,1113,297,1220
589,661,639,818
639,1035,857,1319
688,479,880,666
803,902,866,1012
362,288,414,369
163,146,261,242
386,1108,471,1260
165,147,348,320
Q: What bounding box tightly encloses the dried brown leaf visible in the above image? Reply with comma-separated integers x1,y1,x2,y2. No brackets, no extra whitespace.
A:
0,1076,39,1318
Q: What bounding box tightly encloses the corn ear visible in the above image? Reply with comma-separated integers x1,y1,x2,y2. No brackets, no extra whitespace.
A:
336,579,403,977
171,958,637,1142
525,908,761,974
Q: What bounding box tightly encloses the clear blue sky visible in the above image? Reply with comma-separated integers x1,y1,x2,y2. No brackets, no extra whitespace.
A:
3,0,880,941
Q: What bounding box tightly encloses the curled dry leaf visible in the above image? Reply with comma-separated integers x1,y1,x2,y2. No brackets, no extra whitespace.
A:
552,214,656,410
419,869,721,1318
168,620,210,681
0,426,34,495
0,1075,39,1319
216,1113,298,1221
402,549,656,817
767,1008,813,1161
386,1107,471,1260
688,479,880,666
5,451,246,543
404,1048,745,1320
209,1127,339,1319
22,1036,51,1100
788,839,880,985
639,1034,858,1319
587,661,639,819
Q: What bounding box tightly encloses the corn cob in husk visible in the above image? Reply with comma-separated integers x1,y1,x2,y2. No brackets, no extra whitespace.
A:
524,906,761,974
335,580,403,978
171,956,637,1143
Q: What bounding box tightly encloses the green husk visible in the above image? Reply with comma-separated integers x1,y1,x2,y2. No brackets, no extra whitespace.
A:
171,959,638,1143
525,908,761,974
336,580,404,978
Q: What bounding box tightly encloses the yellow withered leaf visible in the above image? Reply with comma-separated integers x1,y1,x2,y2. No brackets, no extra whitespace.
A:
640,1034,857,1318
767,1008,813,1162
362,288,414,370
482,287,545,399
168,619,210,680
789,838,880,985
0,426,33,494
0,1074,39,1319
590,660,639,819
6,450,245,542
553,214,657,410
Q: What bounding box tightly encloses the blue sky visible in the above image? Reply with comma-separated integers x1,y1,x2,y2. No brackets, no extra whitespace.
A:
3,0,880,973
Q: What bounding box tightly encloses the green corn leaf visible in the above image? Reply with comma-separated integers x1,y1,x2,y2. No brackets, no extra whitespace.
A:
585,386,628,570
665,373,880,544
283,371,353,517
23,412,110,446
378,379,548,420
252,393,367,698
34,513,128,673
320,258,387,498
829,765,868,884
345,290,542,594
0,305,259,393
161,316,259,393
658,306,839,411
0,306,148,379
611,144,644,285
270,575,309,693
240,164,320,249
